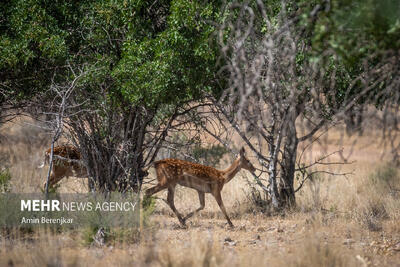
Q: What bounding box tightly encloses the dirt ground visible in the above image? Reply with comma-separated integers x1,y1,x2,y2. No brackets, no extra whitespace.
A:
0,118,399,266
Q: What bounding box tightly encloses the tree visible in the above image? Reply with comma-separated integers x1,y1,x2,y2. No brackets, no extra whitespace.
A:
0,0,223,192
0,0,68,124
209,0,400,209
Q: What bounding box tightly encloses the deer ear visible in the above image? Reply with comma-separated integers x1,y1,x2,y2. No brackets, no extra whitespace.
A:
240,147,245,156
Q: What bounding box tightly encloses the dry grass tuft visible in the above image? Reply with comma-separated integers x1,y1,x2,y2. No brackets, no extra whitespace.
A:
285,238,356,267
156,234,225,267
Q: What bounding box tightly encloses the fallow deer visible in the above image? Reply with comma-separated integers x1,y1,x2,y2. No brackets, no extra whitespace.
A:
145,147,256,227
38,145,87,189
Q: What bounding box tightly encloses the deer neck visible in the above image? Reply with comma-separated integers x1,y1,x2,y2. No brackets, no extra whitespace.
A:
222,158,242,184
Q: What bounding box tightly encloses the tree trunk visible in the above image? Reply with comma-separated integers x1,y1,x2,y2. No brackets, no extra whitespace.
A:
279,107,300,208
268,159,281,209
279,131,298,207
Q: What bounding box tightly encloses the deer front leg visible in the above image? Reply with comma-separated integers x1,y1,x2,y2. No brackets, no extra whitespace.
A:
183,191,205,222
213,190,234,228
166,186,185,226
43,169,65,190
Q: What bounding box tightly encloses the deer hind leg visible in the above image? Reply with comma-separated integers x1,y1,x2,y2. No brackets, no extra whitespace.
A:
166,186,185,226
212,191,234,227
145,166,170,197
183,191,205,222
145,184,167,197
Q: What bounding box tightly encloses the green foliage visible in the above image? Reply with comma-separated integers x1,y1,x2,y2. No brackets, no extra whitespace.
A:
112,0,221,107
311,0,400,63
303,0,400,86
81,225,103,246
1,0,398,112
1,0,223,111
0,168,11,193
0,0,74,105
142,195,156,227
142,195,156,216
292,0,400,111
0,0,68,68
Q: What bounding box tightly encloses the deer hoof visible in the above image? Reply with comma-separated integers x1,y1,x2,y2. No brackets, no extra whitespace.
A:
226,223,234,229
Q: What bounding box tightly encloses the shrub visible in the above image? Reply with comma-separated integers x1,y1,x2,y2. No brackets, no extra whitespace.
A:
243,182,271,214
357,199,388,231
0,167,11,192
290,238,352,267
354,163,399,231
142,195,156,226
368,163,399,195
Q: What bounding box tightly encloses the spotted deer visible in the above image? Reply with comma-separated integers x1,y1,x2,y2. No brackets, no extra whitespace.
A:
38,145,87,189
145,147,256,227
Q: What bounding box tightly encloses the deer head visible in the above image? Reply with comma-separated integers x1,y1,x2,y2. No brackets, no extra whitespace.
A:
239,147,256,173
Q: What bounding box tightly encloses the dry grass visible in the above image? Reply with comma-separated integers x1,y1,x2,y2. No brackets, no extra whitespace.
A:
1,119,400,266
